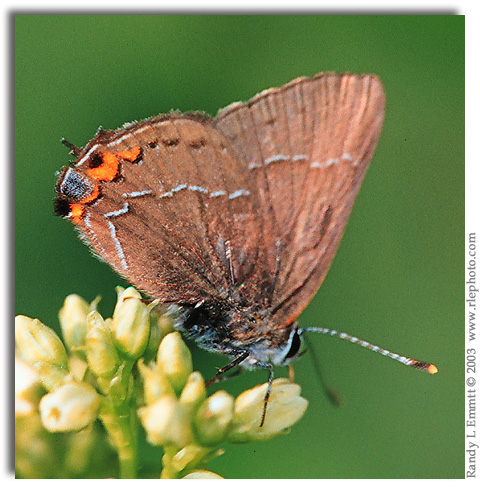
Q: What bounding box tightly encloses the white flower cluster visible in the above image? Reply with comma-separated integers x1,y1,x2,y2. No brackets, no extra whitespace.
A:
15,287,308,479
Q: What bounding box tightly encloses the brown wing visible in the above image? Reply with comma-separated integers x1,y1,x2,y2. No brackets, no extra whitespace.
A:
57,114,268,304
214,73,385,326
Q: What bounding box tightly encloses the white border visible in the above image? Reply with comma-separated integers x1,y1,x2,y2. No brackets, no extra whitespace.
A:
6,1,471,491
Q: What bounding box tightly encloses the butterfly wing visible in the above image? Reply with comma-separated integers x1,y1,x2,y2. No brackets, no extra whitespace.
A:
55,115,266,304
214,73,385,326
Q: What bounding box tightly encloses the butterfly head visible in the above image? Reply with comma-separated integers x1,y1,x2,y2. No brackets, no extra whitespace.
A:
242,324,305,369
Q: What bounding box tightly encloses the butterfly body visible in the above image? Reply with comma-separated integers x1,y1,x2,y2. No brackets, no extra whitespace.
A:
55,72,385,372
178,301,296,368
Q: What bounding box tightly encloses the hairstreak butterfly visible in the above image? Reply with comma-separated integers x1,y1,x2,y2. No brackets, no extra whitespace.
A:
54,72,437,425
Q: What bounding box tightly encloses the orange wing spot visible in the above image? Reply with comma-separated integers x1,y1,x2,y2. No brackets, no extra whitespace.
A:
80,184,101,204
116,146,141,162
69,204,85,223
87,152,119,181
427,364,438,375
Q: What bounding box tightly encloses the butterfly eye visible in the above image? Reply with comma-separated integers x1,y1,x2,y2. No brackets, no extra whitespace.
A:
283,329,303,362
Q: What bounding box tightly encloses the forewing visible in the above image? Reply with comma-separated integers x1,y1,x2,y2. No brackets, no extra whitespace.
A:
214,73,385,325
56,115,263,304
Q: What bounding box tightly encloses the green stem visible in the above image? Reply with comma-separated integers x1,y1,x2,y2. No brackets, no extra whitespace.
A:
99,360,138,479
160,445,179,479
115,407,137,479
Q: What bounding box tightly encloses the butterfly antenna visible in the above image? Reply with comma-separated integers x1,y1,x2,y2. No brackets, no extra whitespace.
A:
61,138,82,158
302,327,438,374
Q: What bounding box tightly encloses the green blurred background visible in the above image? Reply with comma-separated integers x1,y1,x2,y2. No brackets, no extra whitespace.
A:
15,15,464,478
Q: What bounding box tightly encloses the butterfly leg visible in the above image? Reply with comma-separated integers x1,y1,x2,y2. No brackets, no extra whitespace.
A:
205,351,249,388
288,364,295,382
205,355,274,428
255,362,274,427
208,367,244,384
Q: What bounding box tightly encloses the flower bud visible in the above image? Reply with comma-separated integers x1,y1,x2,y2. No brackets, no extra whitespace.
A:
58,294,90,354
228,378,308,443
183,470,224,479
111,287,150,359
68,353,89,382
170,444,210,473
138,359,175,405
138,395,193,448
157,332,192,393
193,390,234,446
39,382,100,432
180,372,206,412
145,307,175,357
15,316,68,389
37,363,71,391
15,316,68,367
85,311,120,378
156,314,174,336
15,357,41,417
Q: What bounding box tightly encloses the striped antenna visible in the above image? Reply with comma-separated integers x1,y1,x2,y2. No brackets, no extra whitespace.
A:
302,327,438,374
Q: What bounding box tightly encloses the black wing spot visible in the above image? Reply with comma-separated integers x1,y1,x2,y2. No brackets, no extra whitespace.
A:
147,140,158,148
89,153,104,168
132,147,143,164
188,138,206,150
162,138,180,147
53,197,71,217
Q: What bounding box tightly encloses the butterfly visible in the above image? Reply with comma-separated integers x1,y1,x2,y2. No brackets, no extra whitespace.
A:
55,72,436,425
